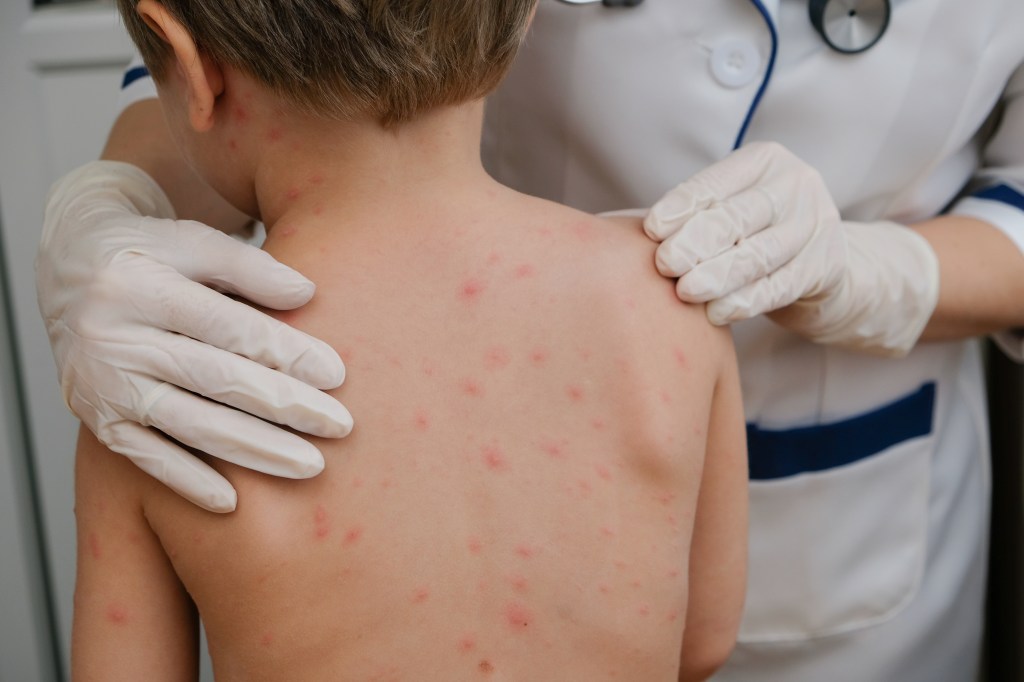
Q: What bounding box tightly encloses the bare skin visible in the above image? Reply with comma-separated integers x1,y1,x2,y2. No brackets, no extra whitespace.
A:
71,9,747,682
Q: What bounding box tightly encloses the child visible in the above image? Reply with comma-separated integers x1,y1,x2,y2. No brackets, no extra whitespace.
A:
72,1,747,679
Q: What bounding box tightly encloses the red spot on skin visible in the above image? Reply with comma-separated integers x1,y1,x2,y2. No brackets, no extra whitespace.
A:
458,635,477,653
414,409,430,431
591,418,607,431
667,610,680,623
461,379,485,398
539,439,567,459
579,348,593,361
600,526,615,538
566,385,585,402
105,606,128,625
267,127,284,142
482,445,506,471
468,537,483,554
598,583,612,595
338,347,354,362
508,574,529,593
314,505,330,540
285,187,302,201
673,347,688,369
514,263,536,279
87,532,101,560
228,139,238,151
279,225,298,238
667,569,680,579
666,514,679,527
659,389,672,405
352,476,364,489
571,221,595,242
615,560,629,571
342,526,363,547
412,586,430,604
486,251,502,266
232,106,249,123
192,532,205,545
576,479,593,497
483,346,511,370
422,360,436,377
479,660,495,674
595,464,612,481
260,632,274,647
459,278,486,302
630,579,643,589
309,174,324,185
504,601,534,630
515,544,535,559
656,492,676,507
638,605,650,617
624,297,637,311
380,478,394,490
312,204,324,216
529,348,549,365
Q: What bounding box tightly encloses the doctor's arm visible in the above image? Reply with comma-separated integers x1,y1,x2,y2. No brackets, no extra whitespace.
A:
37,85,353,513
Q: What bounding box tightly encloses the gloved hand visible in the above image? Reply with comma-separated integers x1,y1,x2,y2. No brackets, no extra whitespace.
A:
643,142,940,357
37,161,353,512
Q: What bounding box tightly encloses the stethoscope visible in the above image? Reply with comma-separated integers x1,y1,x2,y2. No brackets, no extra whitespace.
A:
556,0,891,54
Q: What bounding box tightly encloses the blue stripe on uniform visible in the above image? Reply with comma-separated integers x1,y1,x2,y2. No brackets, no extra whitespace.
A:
121,66,151,90
746,382,936,480
974,184,1024,211
733,0,779,150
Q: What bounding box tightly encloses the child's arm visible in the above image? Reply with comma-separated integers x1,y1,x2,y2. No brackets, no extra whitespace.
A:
678,329,748,682
72,426,199,681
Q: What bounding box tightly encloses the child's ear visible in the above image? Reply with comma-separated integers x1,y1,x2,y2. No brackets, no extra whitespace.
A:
135,0,225,132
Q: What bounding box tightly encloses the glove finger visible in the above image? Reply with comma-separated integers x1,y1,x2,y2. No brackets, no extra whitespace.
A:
149,276,345,389
654,186,775,278
644,142,782,240
142,218,317,310
144,384,326,479
103,419,238,513
676,212,809,301
146,332,353,438
705,263,804,325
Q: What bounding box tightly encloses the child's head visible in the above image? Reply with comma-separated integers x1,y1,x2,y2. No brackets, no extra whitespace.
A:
118,0,537,126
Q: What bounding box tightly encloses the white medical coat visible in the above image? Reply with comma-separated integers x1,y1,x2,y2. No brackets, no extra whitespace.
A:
481,1,1024,680
117,0,1024,679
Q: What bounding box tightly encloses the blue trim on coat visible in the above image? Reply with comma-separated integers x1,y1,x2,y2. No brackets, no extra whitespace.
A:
974,184,1024,212
746,382,936,480
121,66,151,90
733,0,778,150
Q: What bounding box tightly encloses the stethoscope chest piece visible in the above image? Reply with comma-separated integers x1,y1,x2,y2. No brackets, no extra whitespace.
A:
809,0,891,54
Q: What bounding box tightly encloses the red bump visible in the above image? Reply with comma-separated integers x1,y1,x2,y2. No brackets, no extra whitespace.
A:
598,583,612,595
352,476,364,489
380,478,394,490
529,348,549,365
508,574,529,593
260,632,274,647
667,569,680,579
314,504,330,540
232,106,249,123
667,610,680,623
673,347,688,369
479,660,495,674
342,526,363,547
309,174,324,185
595,464,612,481
279,225,298,238
87,532,102,560
412,586,430,604
571,221,595,242
468,537,483,554
504,601,534,630
285,187,301,201
228,138,238,151
461,379,485,398
600,526,615,538
312,204,324,216
105,605,129,626
414,409,431,431
483,346,511,370
540,439,566,459
267,127,284,142
515,544,535,559
514,263,536,279
458,635,477,653
659,389,672,405
486,251,502,266
591,418,607,431
566,385,585,402
482,445,506,471
638,604,650,617
459,278,486,302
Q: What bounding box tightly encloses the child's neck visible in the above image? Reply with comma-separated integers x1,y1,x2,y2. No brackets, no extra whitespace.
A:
247,100,495,236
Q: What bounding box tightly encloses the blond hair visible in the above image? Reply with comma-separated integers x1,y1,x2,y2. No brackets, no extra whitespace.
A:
118,0,536,125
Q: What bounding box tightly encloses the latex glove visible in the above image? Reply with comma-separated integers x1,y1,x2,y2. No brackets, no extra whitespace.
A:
37,161,353,512
644,142,940,357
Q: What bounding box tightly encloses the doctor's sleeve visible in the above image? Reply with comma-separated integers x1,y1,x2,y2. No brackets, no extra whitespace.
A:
950,61,1024,361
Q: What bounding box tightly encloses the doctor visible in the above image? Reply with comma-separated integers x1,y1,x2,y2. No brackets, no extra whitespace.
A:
36,0,1024,680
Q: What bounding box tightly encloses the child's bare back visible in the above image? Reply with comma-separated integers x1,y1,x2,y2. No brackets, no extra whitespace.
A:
76,189,746,681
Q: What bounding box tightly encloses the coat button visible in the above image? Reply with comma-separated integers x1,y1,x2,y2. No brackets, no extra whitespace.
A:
710,39,762,88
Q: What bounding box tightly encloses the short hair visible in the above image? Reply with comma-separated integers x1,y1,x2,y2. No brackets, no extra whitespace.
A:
118,0,537,125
